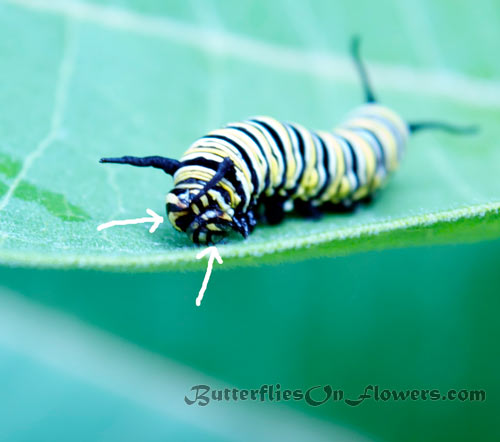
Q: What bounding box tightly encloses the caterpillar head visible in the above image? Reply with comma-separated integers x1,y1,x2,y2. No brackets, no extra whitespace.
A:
166,188,238,244
99,155,252,244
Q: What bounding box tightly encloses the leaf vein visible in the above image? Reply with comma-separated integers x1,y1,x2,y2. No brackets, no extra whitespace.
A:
0,19,78,216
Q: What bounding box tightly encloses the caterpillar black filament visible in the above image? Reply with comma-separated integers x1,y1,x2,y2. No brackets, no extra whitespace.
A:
100,37,476,244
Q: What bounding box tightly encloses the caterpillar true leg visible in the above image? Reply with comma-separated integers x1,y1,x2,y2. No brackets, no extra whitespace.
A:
233,209,257,238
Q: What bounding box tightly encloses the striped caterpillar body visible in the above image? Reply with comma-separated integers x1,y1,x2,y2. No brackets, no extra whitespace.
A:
100,38,475,245
167,105,408,243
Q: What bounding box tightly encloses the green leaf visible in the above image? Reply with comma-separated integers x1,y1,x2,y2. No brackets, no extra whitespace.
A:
1,0,500,271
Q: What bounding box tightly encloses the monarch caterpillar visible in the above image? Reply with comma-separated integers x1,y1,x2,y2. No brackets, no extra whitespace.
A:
101,37,476,245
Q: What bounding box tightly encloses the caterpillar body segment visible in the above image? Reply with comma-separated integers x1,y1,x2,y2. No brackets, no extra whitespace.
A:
100,38,476,245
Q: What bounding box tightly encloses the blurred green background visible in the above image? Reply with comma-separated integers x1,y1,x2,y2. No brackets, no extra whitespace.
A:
1,240,499,441
1,0,500,441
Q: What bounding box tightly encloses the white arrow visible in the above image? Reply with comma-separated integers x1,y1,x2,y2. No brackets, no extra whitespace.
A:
195,246,223,306
97,208,164,233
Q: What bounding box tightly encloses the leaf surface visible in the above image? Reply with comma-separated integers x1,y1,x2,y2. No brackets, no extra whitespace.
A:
1,0,500,270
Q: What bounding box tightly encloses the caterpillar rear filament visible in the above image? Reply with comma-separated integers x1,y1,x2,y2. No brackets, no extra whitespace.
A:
101,37,476,244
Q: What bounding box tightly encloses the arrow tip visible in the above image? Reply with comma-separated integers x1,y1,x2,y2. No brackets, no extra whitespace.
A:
211,247,223,265
146,208,164,233
196,246,223,263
